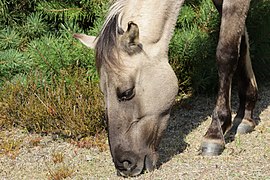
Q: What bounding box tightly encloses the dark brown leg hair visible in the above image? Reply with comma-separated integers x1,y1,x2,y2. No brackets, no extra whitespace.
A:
201,0,251,156
233,28,258,134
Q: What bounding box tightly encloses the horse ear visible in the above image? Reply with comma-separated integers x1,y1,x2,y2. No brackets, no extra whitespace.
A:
121,22,142,55
73,33,97,49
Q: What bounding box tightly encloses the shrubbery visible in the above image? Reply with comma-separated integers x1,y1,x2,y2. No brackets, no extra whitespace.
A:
0,0,269,138
0,70,104,138
170,0,220,94
0,0,108,138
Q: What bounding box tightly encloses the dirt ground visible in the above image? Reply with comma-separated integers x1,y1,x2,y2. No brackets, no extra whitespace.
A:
0,85,269,180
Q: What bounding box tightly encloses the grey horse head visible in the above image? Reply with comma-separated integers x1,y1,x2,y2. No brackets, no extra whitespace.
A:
74,0,183,176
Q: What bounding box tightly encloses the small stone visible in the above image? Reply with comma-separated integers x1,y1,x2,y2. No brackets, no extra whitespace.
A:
85,155,93,161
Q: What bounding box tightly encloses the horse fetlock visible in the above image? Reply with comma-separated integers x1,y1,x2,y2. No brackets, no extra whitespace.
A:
212,108,232,134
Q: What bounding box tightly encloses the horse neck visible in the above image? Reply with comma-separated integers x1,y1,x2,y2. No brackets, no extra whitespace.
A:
120,0,185,60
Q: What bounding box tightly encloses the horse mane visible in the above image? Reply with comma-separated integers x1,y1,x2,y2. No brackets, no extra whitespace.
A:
95,0,127,73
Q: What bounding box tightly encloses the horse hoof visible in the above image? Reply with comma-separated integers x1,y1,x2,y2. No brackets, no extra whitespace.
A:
201,142,225,156
237,123,254,134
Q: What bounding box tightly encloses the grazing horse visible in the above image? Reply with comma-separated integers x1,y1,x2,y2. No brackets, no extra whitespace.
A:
74,0,258,177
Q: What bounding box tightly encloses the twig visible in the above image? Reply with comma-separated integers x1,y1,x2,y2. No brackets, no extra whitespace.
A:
34,93,49,110
44,8,82,12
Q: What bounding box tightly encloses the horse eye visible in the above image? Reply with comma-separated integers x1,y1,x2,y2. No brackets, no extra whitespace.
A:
117,87,135,102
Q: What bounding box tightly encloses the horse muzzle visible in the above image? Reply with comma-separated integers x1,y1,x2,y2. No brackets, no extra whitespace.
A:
114,151,155,177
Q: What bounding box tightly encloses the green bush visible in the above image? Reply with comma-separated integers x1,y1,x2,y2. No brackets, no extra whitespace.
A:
26,34,98,82
22,12,49,40
0,27,22,50
247,0,270,82
0,49,31,85
170,0,219,94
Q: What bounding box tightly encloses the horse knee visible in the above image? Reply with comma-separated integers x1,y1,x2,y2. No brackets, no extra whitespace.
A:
216,42,239,71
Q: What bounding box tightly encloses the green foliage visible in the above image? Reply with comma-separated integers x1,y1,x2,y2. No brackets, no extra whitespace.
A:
36,0,109,31
247,0,270,82
0,0,8,24
170,0,219,94
0,49,31,85
22,12,48,39
26,34,98,82
0,0,39,25
0,0,109,85
36,1,84,23
0,27,22,50
177,6,196,29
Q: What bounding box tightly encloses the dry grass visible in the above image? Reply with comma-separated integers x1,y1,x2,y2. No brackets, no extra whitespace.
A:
0,69,105,139
47,165,74,180
52,152,64,164
70,130,108,152
48,152,74,180
29,137,42,147
0,131,23,159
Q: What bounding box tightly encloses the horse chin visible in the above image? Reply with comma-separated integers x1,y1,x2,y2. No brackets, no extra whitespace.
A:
116,155,156,177
117,167,142,177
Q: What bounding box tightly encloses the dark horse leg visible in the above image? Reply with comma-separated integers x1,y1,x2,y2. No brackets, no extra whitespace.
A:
233,28,258,134
201,0,257,155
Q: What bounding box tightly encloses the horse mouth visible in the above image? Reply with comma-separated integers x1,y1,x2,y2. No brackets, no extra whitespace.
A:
117,155,155,177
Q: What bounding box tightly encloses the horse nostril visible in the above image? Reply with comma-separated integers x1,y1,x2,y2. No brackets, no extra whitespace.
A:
123,160,133,171
116,157,137,172
119,159,136,171
114,149,141,175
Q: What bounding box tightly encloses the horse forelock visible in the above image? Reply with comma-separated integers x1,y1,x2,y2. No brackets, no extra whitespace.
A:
95,0,127,73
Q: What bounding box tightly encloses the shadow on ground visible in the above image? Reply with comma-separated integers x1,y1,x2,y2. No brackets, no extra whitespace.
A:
158,93,214,166
157,83,270,166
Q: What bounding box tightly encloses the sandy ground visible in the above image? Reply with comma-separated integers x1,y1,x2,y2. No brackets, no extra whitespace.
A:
0,85,269,180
